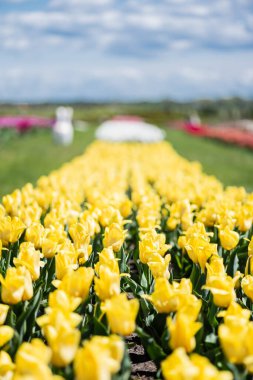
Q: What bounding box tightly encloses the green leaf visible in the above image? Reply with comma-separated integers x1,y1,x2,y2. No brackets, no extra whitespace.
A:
123,276,144,296
190,263,201,288
226,249,239,277
136,326,166,362
207,300,218,329
93,317,108,336
140,271,148,289
16,288,43,333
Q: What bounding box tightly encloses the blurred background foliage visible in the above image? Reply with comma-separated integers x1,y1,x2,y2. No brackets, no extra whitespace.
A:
0,99,253,198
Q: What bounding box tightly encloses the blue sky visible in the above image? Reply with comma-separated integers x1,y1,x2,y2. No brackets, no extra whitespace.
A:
0,0,253,102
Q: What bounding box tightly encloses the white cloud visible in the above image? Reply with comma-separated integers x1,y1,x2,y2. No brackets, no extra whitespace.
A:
0,0,253,100
49,0,112,7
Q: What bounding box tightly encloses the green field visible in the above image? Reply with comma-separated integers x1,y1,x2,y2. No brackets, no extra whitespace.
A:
0,124,253,199
0,127,95,198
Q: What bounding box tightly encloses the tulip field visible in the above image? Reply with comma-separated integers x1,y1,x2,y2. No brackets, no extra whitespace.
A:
0,140,253,379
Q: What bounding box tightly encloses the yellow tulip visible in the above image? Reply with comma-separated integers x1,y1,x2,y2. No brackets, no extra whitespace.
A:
203,275,235,308
13,242,43,281
37,308,82,331
167,313,202,353
48,289,81,312
190,354,233,380
143,278,179,314
219,321,248,364
119,198,132,218
244,322,253,373
25,222,45,249
0,325,14,347
95,247,119,275
45,324,80,367
219,226,239,250
54,267,94,300
0,216,26,246
0,350,15,378
139,230,170,264
185,237,217,272
99,206,122,228
147,253,171,279
79,212,100,237
2,189,21,216
249,236,253,256
103,223,125,252
178,235,187,250
15,339,57,380
18,203,42,226
167,200,194,231
0,266,33,304
237,207,253,232
241,275,253,301
41,230,62,259
101,293,139,335
178,295,202,321
0,304,9,325
69,222,91,256
161,348,198,380
94,266,121,301
174,277,193,293
206,255,226,282
55,251,78,280
74,335,124,380
167,216,179,230
218,302,250,325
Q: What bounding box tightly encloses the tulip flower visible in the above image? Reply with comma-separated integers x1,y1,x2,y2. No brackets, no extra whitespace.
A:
69,222,91,259
203,275,235,308
99,206,123,227
103,223,125,252
48,289,81,312
0,216,26,246
15,339,62,379
41,230,62,259
249,236,253,256
144,278,180,314
45,324,81,367
139,230,170,264
25,222,45,249
94,266,121,301
219,320,248,364
2,189,22,216
0,351,15,378
74,335,124,380
95,247,119,275
53,267,94,301
161,348,198,380
0,304,9,325
147,253,171,279
0,325,14,347
55,251,78,280
190,354,233,380
0,266,33,304
206,255,226,282
167,313,202,353
13,242,43,281
218,302,250,325
219,226,239,251
241,275,253,302
101,293,139,335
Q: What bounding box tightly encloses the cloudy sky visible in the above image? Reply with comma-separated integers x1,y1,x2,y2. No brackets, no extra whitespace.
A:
0,0,253,102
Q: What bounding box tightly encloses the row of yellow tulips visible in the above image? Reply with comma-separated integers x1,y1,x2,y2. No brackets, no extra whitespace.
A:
0,141,252,379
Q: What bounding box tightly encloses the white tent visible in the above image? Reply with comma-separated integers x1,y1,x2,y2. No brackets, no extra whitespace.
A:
95,117,165,142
